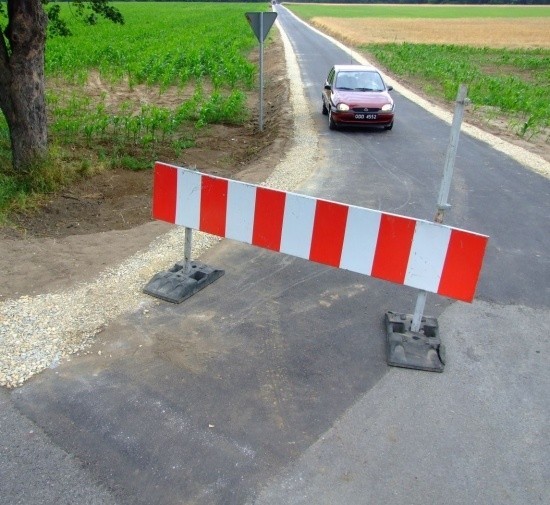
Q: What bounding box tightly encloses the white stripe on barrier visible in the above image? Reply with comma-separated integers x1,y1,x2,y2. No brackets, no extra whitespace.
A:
176,169,200,229
340,206,382,276
227,180,256,243
281,193,316,260
405,221,452,293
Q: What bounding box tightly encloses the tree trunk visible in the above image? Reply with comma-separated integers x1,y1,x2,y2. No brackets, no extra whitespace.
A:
0,0,48,174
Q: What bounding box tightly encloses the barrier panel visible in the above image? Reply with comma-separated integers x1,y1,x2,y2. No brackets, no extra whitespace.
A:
150,162,488,303
145,161,489,372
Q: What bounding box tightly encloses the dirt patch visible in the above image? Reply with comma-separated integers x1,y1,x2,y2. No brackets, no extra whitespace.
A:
0,33,290,298
3,35,289,240
1,119,284,240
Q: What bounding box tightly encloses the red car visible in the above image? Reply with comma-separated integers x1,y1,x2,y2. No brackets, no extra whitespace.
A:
322,64,394,131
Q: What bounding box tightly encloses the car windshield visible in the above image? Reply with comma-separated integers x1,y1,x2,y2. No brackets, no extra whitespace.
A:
335,71,384,91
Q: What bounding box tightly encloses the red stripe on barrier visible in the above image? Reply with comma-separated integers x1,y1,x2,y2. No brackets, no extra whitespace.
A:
252,187,286,251
371,214,416,284
200,176,228,237
152,163,177,223
309,200,349,267
438,229,488,302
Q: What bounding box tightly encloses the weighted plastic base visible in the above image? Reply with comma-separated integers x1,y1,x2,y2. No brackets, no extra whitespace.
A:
385,311,445,372
143,261,224,304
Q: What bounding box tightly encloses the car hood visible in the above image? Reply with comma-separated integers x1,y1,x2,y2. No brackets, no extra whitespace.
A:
332,90,392,108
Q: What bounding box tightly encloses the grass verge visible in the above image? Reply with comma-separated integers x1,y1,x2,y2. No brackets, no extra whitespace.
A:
0,2,270,221
365,43,549,139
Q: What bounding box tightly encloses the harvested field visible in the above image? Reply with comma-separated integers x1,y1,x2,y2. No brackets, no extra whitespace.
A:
310,18,550,49
301,11,549,161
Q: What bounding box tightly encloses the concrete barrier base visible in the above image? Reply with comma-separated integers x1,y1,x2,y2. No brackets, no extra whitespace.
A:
385,311,445,372
143,260,224,304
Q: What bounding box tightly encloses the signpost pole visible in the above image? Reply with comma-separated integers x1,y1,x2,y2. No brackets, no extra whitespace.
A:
245,11,277,132
435,84,469,224
259,13,265,131
410,290,427,333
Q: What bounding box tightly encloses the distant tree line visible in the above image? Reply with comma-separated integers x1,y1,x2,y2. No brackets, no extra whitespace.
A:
272,0,549,4
37,1,550,4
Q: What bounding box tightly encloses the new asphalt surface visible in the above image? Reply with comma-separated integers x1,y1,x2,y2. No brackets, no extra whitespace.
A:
1,6,549,505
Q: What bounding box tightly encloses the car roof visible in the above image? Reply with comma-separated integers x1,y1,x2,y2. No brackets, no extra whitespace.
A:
333,64,378,73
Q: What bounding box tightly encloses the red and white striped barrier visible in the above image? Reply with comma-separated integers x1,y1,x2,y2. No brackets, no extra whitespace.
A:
152,162,488,303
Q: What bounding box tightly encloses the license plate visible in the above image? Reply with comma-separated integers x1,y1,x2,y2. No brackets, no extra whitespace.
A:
354,113,377,120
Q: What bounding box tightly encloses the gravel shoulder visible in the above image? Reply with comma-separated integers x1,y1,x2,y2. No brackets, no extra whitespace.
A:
0,22,318,389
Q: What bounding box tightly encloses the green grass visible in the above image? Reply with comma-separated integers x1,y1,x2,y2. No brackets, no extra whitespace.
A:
45,3,263,88
0,2,270,218
0,173,27,223
287,4,550,20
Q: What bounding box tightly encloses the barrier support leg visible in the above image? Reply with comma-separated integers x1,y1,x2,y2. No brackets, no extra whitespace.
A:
411,290,427,333
184,227,193,273
143,228,224,304
385,85,468,372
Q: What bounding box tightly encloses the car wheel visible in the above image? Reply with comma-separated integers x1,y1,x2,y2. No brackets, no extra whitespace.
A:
384,121,393,131
322,99,328,115
328,110,337,130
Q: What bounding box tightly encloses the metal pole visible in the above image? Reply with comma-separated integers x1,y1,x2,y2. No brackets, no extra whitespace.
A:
184,227,193,273
259,13,265,132
410,290,427,333
411,84,469,334
435,83,469,224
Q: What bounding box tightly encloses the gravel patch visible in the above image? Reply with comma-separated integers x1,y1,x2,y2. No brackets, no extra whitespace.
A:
0,21,318,389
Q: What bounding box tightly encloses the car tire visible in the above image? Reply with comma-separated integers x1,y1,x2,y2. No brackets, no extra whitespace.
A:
384,121,393,131
328,110,337,130
322,99,328,115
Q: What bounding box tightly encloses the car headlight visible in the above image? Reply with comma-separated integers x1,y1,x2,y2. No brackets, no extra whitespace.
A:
336,103,350,112
381,103,394,111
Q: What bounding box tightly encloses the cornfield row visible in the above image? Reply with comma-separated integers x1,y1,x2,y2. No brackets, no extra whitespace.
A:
367,43,549,137
0,2,269,215
1,3,266,166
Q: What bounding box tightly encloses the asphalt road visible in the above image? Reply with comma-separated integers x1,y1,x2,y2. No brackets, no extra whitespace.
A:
275,6,549,309
2,6,549,505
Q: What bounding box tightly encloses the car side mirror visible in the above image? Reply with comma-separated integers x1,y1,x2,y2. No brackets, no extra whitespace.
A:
387,85,393,91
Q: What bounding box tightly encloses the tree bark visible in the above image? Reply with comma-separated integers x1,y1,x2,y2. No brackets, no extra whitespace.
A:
0,0,48,174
